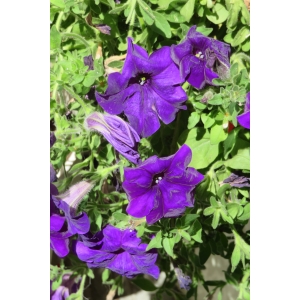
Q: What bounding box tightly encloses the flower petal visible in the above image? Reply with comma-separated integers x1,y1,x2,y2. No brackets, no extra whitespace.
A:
237,111,250,129
51,236,70,258
126,187,157,218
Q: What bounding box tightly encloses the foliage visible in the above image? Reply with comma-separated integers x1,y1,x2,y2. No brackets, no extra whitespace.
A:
50,0,250,299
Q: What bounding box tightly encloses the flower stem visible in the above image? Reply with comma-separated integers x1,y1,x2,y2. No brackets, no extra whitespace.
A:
77,274,87,298
51,54,63,102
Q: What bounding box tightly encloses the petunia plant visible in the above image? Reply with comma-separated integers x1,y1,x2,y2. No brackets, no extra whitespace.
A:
50,0,250,299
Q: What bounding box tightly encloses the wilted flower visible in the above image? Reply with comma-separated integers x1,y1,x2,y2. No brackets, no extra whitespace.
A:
223,173,250,188
96,37,187,137
51,273,81,300
123,144,204,224
171,26,231,89
174,268,192,290
75,225,160,279
50,181,92,257
237,92,250,129
95,24,111,35
85,112,141,164
84,55,94,71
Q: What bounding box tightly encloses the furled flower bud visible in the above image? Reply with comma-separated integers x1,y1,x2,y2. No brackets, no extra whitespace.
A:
85,112,141,164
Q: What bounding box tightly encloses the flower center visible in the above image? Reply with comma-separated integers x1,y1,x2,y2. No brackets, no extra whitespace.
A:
194,50,204,59
152,173,164,186
136,73,150,86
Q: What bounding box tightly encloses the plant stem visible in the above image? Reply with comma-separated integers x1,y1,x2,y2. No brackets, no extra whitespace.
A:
52,54,63,102
61,32,92,54
78,274,87,298
55,11,64,31
63,85,89,112
128,3,136,37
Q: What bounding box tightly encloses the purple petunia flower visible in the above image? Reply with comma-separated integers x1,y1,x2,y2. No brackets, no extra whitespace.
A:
75,225,160,279
122,144,204,224
174,268,192,290
95,37,187,137
50,181,92,257
171,26,231,89
223,173,250,188
237,92,250,129
85,112,141,164
51,273,81,300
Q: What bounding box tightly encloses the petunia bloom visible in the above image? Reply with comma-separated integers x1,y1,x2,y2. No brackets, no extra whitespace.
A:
95,37,187,137
75,225,160,279
171,26,231,89
51,273,81,300
174,268,192,290
122,144,204,224
85,112,141,164
50,181,92,257
237,92,250,129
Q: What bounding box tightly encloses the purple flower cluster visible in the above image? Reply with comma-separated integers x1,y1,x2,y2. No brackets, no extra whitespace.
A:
75,225,159,279
51,26,230,285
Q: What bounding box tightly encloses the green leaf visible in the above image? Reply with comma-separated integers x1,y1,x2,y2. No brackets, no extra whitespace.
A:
152,11,172,38
112,212,130,221
138,0,155,25
187,112,200,129
220,210,233,224
179,230,191,241
232,26,250,47
132,276,157,291
201,112,215,128
164,12,186,23
224,147,250,170
180,0,195,22
240,1,250,26
83,70,98,87
210,123,228,145
146,231,163,251
226,0,240,29
227,203,240,219
238,203,250,221
163,237,175,258
203,206,215,216
180,214,199,227
109,3,128,14
189,220,203,243
223,128,242,159
102,269,110,282
217,183,231,199
199,243,211,265
207,94,223,105
196,25,213,36
50,0,65,9
212,210,220,229
231,245,241,272
178,128,219,169
206,4,229,25
50,26,61,50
